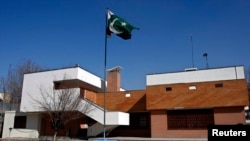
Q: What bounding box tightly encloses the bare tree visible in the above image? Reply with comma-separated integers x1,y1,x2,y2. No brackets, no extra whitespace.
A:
30,76,92,141
0,59,44,109
245,66,250,94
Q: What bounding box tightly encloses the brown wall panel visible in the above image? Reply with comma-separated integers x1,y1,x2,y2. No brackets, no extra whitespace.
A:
96,90,147,112
146,79,249,110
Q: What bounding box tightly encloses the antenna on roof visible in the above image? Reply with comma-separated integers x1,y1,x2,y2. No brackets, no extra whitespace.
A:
203,53,209,69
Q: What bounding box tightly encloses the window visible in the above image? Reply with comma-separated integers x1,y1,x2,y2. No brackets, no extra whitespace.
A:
167,109,214,129
14,116,27,128
128,112,149,129
139,116,147,127
166,87,172,91
215,83,223,88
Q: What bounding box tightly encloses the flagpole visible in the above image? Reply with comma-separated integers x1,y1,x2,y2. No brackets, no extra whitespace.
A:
103,8,108,141
190,34,195,68
102,9,137,140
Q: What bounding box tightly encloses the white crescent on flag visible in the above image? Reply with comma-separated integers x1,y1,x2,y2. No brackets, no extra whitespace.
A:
109,18,123,34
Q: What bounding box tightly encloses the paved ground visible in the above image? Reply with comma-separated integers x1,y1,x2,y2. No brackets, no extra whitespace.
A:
88,137,207,141
0,137,208,141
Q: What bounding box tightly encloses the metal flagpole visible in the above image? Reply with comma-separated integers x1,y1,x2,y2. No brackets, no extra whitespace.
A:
190,34,195,68
103,8,108,141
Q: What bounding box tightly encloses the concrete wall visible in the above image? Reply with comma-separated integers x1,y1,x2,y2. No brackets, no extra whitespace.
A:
2,111,15,138
146,66,245,86
20,67,103,112
9,129,39,138
26,113,41,133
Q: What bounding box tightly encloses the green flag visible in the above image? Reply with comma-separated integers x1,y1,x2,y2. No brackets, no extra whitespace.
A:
106,9,139,40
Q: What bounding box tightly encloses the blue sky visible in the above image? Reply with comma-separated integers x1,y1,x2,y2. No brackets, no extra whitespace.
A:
1,0,250,90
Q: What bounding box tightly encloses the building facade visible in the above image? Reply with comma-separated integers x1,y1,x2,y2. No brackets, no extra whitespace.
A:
2,65,249,139
146,66,248,138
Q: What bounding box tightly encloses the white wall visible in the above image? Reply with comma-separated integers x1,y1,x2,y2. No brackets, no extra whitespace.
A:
20,66,129,129
20,67,103,112
9,129,39,138
81,99,129,125
26,113,41,133
2,111,15,138
146,66,245,86
107,111,129,125
77,67,102,88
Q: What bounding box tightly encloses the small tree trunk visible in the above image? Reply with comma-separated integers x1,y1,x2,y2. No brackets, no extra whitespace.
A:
53,131,57,141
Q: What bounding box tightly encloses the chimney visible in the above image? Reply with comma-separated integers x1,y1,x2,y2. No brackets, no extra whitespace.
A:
107,66,122,92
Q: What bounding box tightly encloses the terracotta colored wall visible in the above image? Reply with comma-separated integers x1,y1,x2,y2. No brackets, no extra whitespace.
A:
214,106,246,124
150,110,207,138
96,90,147,112
150,106,247,138
147,79,249,110
84,89,97,103
150,110,168,137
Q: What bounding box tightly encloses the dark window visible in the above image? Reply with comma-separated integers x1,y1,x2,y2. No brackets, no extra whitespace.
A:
166,87,172,91
14,116,27,128
139,116,147,127
118,112,150,129
215,83,223,88
167,109,214,130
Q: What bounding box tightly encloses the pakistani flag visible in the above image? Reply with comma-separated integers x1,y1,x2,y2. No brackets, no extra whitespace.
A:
107,10,139,40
